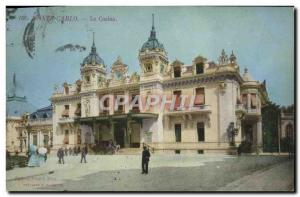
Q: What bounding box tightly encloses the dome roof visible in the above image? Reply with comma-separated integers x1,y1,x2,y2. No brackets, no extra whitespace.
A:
140,14,166,53
242,68,255,81
81,34,105,67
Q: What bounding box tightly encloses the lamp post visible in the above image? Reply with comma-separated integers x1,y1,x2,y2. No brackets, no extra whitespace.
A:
22,113,31,156
228,122,239,146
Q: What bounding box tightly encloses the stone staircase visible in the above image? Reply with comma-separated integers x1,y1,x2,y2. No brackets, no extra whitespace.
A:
116,148,142,155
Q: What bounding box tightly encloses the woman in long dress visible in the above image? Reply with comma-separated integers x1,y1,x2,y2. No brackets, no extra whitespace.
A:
28,144,39,167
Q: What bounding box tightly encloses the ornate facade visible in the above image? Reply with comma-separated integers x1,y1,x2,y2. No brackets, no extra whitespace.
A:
51,15,268,154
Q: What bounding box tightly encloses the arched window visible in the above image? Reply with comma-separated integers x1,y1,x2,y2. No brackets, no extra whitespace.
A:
32,114,37,119
174,66,181,78
43,113,48,118
286,123,293,138
196,63,204,74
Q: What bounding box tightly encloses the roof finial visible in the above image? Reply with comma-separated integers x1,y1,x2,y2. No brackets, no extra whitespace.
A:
152,13,155,29
150,14,156,39
91,32,96,53
12,72,16,96
92,32,95,46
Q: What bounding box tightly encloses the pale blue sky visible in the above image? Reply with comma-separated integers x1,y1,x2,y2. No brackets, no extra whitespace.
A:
6,6,294,108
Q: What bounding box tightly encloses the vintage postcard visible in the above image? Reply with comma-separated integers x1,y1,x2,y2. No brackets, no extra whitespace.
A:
6,6,295,192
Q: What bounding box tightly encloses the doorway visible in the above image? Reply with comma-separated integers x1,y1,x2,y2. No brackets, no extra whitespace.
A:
114,123,125,148
175,124,181,142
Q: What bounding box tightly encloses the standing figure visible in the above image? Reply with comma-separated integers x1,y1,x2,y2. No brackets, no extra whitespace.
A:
57,147,65,164
64,147,68,156
77,146,81,156
141,146,151,174
80,145,88,163
73,146,77,156
69,147,73,156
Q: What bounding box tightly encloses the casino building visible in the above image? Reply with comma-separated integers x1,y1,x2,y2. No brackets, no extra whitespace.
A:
51,15,268,154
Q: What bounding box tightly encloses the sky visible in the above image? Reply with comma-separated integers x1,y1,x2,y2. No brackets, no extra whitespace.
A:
6,6,294,109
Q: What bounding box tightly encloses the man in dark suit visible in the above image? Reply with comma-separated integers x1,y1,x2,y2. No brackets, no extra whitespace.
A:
141,146,151,174
80,145,88,163
57,147,65,164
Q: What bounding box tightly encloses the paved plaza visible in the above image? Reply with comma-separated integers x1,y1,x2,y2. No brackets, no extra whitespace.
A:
6,154,294,192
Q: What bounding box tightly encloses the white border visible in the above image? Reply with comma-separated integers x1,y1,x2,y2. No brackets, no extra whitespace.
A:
1,1,297,196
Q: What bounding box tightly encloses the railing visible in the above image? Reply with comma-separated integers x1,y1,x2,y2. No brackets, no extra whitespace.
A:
58,117,74,123
29,118,52,125
167,105,211,113
236,104,259,114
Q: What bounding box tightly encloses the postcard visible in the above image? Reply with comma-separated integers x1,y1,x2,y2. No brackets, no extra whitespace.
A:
6,6,295,192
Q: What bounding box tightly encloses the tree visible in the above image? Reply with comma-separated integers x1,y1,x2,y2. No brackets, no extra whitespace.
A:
262,101,281,152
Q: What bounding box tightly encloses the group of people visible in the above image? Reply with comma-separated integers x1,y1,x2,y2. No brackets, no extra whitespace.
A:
28,144,48,167
57,145,88,164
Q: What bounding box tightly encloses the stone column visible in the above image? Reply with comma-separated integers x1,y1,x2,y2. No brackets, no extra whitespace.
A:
247,93,251,110
110,120,115,141
124,119,131,148
256,117,263,153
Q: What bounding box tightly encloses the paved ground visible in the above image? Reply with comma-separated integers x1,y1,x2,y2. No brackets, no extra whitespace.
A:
6,154,294,192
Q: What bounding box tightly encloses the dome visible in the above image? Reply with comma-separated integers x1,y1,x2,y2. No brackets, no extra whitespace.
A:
140,14,166,53
81,34,105,67
140,35,165,52
242,68,255,81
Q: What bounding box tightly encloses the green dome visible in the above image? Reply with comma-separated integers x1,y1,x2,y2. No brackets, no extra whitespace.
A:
140,15,166,53
81,34,105,67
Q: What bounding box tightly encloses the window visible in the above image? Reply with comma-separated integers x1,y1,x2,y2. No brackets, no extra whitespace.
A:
33,135,37,146
198,150,204,154
175,124,181,142
85,75,90,84
117,96,124,112
242,94,247,108
62,105,70,117
196,63,204,74
43,135,49,146
251,94,257,109
173,91,182,110
145,64,152,72
43,113,48,118
131,94,139,111
77,130,81,144
194,88,205,106
174,66,181,78
75,103,81,116
197,122,205,142
175,150,181,154
64,130,69,144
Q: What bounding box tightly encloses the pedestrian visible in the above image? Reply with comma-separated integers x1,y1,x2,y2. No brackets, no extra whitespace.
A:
141,146,150,174
73,146,77,156
64,147,68,156
57,147,65,164
77,146,81,156
69,147,73,156
80,145,88,163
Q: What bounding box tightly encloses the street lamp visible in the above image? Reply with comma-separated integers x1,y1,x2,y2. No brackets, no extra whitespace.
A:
21,113,31,156
227,122,239,146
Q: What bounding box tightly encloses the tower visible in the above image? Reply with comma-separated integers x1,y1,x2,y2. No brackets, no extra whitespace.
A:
139,14,168,82
80,32,106,91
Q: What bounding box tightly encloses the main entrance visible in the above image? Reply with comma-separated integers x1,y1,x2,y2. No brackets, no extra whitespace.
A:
114,123,125,148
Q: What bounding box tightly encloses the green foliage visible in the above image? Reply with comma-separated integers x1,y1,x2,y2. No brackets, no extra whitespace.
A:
262,101,281,152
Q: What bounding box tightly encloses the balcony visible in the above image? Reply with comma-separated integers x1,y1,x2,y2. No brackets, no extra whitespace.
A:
58,117,74,124
165,105,211,115
235,104,260,116
29,118,52,126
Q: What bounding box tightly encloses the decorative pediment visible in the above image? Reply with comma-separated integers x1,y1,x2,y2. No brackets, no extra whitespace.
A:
171,59,184,68
193,55,207,64
130,72,140,83
111,56,128,81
